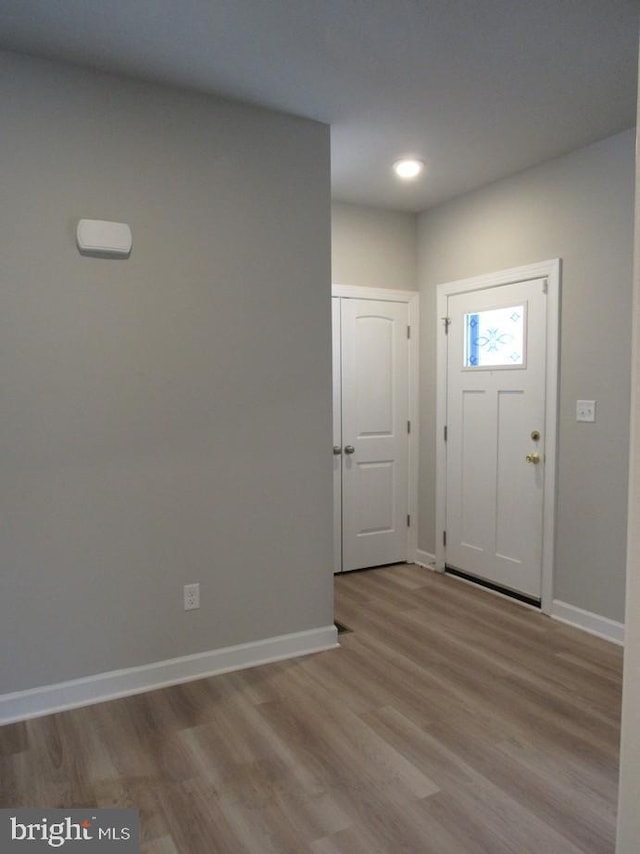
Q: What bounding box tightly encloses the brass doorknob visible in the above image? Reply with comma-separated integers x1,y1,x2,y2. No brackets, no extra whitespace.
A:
525,452,541,464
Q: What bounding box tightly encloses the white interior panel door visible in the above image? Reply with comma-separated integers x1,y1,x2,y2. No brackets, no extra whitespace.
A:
445,278,547,599
332,297,342,574
341,298,409,571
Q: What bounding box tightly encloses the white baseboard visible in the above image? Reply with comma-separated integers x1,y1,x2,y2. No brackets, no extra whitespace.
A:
551,600,625,646
414,549,436,569
0,625,338,725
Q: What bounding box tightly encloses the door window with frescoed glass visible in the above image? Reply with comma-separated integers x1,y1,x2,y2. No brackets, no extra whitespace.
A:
464,304,525,368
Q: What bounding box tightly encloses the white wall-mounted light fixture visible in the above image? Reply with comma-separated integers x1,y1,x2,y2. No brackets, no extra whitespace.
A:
76,219,132,258
392,158,425,180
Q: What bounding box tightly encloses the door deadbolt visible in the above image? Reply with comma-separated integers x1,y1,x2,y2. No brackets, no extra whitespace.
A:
530,430,541,442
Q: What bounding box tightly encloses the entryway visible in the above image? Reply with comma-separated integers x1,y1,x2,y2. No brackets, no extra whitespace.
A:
332,285,419,573
436,260,560,610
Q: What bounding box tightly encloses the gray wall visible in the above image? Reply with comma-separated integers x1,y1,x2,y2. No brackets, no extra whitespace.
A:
418,129,635,622
617,50,640,851
331,202,418,290
0,51,333,694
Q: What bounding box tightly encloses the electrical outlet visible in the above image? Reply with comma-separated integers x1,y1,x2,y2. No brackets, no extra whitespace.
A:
183,583,200,610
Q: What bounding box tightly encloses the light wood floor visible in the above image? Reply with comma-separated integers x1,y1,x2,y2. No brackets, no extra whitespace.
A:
1,565,623,853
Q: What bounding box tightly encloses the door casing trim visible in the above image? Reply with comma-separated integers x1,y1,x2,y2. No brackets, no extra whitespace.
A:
332,284,420,565
435,260,561,614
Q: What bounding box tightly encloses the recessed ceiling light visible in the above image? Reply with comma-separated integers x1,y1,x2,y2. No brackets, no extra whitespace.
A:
393,158,425,180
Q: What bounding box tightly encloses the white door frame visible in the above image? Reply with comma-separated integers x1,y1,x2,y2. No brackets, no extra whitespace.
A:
435,260,560,613
332,284,420,564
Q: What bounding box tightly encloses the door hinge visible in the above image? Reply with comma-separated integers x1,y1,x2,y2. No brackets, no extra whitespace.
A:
444,425,448,442
441,316,451,334
407,420,411,434
443,530,447,547
407,514,411,527
543,278,548,294
407,325,411,339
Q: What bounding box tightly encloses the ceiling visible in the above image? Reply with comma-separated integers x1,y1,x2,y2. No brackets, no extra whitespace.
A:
0,1,637,212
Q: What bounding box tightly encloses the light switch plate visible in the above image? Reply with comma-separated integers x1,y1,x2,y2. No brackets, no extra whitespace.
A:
76,219,132,257
576,400,596,422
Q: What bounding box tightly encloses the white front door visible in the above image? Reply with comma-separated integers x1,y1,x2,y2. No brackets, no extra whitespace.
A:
444,277,548,600
334,297,410,572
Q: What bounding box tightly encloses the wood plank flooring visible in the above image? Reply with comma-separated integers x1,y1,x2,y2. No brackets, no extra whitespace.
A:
0,565,623,853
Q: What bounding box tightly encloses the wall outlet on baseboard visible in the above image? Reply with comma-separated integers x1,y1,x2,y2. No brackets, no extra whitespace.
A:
183,583,200,610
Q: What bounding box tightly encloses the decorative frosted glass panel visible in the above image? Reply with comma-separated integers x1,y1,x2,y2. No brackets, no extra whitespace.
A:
464,304,525,368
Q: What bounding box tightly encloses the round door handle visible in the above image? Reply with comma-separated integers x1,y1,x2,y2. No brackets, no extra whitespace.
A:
333,445,342,455
525,452,541,464
344,445,356,455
